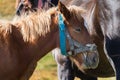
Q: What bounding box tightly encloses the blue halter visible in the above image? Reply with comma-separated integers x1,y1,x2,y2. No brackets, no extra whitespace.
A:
58,13,97,58
57,13,99,69
58,14,67,56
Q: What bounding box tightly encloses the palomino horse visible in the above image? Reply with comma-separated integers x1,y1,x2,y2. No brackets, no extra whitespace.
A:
52,1,115,80
0,4,98,80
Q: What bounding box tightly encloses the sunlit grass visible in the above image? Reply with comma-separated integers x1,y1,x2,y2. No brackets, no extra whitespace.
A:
36,53,56,70
30,53,58,80
0,0,15,19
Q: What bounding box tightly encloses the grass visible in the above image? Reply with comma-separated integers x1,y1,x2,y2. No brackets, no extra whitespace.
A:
0,1,116,80
36,53,56,70
30,53,58,80
0,0,15,19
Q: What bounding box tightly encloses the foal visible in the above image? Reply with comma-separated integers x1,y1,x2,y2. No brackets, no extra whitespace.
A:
0,4,97,80
15,1,99,80
52,1,115,80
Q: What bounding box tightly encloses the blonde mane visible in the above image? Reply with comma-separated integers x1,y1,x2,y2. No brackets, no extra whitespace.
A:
12,8,57,42
0,20,12,38
0,6,86,42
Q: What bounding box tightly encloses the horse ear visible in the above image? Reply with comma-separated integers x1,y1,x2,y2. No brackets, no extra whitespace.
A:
58,1,71,20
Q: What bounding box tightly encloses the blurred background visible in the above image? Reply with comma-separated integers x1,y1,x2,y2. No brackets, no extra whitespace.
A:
0,0,115,80
0,0,15,19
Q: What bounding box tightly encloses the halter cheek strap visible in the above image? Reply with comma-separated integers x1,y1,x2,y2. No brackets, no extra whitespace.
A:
58,14,67,55
58,13,97,56
58,13,99,69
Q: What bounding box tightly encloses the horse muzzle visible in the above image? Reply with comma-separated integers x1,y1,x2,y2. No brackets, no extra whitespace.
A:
69,44,99,71
81,50,99,69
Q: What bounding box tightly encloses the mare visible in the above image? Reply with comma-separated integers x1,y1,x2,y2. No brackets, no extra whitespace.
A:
52,1,115,80
0,4,98,80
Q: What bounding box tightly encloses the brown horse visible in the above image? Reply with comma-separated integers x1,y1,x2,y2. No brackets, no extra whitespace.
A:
53,1,115,79
68,0,115,77
15,1,98,79
0,3,98,80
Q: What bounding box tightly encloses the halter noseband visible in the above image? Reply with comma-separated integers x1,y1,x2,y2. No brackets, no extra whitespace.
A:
58,13,97,56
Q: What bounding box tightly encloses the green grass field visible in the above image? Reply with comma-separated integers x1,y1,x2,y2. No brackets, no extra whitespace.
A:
30,53,57,80
0,0,116,80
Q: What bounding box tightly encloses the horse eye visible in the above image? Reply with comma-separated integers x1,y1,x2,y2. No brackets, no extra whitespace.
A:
75,28,81,32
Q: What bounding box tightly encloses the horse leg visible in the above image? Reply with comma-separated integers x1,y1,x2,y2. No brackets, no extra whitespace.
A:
111,56,120,80
57,57,75,80
20,61,37,80
52,49,75,80
105,37,120,80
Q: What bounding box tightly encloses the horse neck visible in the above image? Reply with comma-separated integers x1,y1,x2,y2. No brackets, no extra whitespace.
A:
13,21,59,62
34,26,59,60
97,0,120,39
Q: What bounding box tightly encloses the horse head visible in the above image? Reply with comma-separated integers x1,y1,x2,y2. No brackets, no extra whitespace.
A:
57,1,99,72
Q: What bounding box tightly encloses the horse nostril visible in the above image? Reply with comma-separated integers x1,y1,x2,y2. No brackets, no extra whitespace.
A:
92,51,99,60
85,51,99,69
92,56,97,63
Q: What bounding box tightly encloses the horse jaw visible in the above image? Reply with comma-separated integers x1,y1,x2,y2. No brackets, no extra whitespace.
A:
69,51,99,73
69,54,85,73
